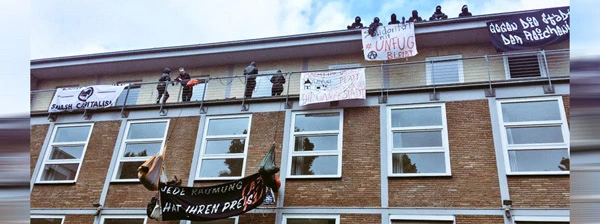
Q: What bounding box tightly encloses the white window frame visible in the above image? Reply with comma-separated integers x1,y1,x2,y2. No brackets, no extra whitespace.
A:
100,215,147,224
188,216,238,224
36,123,94,184
513,216,569,222
387,103,451,177
496,96,570,175
426,55,464,85
31,215,65,224
503,51,547,80
112,119,170,182
196,115,251,181
287,109,344,179
283,214,340,224
389,215,455,223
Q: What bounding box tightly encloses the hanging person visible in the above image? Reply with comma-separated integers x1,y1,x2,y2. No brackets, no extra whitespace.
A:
156,67,174,104
175,67,193,102
270,70,286,96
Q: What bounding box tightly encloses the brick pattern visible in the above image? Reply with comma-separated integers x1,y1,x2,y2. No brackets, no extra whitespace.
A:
507,176,569,208
31,121,121,209
341,214,381,224
388,100,501,207
285,107,381,207
563,95,570,126
105,116,200,208
64,215,94,224
239,213,276,224
30,124,49,178
455,215,504,224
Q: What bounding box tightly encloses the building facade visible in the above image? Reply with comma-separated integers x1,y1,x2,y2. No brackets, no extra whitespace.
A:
30,7,570,224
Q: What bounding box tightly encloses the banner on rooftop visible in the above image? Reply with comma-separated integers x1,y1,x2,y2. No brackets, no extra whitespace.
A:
48,85,127,113
361,23,418,61
487,6,569,52
299,67,366,106
159,173,267,222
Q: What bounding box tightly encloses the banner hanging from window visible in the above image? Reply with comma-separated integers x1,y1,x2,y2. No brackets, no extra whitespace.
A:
487,6,569,52
361,23,418,61
48,85,127,113
159,173,267,222
299,68,366,106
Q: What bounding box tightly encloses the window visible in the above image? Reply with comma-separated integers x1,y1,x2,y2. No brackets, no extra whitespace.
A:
253,70,278,97
190,77,208,101
190,217,238,224
504,52,546,79
31,215,65,224
497,97,570,174
36,123,93,183
426,55,464,85
288,110,343,178
283,214,340,224
390,215,455,224
100,215,147,224
387,104,450,176
113,120,169,181
514,216,569,223
196,115,251,180
115,81,141,106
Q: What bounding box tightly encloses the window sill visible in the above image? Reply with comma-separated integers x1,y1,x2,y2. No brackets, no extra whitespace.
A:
286,175,342,179
506,171,570,176
34,180,77,185
195,177,243,181
110,179,141,183
388,173,452,178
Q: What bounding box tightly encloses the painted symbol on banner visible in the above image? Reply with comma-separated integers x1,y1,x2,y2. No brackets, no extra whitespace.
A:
78,87,94,101
367,51,378,59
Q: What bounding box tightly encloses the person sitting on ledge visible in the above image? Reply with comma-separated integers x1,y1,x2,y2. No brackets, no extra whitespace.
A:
347,16,364,29
429,5,448,21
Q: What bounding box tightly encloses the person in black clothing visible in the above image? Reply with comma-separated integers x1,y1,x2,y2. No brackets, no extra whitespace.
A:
408,10,423,22
347,16,364,29
270,70,286,96
156,67,173,104
243,62,258,98
429,5,448,21
458,5,472,17
388,13,400,25
368,17,383,36
175,67,193,102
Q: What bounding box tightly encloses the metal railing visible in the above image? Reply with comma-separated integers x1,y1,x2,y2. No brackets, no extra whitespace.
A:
30,49,569,113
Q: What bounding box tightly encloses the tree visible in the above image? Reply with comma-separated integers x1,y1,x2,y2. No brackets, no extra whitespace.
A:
293,136,316,175
219,130,246,176
394,154,418,173
558,157,570,171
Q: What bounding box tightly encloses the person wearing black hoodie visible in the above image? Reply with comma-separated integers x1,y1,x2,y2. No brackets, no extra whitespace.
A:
156,67,173,104
243,62,258,98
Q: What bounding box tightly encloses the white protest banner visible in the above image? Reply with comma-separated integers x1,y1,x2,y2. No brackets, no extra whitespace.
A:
361,23,418,61
299,68,366,106
48,85,127,112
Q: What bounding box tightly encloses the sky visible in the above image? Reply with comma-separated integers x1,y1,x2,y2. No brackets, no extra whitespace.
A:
2,0,596,117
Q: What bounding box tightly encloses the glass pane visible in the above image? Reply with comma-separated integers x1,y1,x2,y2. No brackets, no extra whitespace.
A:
431,60,460,84
287,218,336,224
199,159,243,177
392,153,446,174
123,143,161,157
291,155,338,176
116,161,145,179
506,126,564,144
393,131,442,148
103,218,145,224
294,136,338,151
127,122,167,139
54,126,91,142
206,139,246,154
391,221,453,224
509,149,569,172
391,107,442,127
30,218,63,224
115,88,140,106
501,100,561,122
41,164,79,181
190,83,207,101
50,145,84,159
294,113,340,132
207,117,249,136
191,218,236,224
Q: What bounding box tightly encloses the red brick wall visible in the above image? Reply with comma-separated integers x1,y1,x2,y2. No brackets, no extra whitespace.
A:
31,121,120,209
30,124,49,178
285,107,381,207
455,215,504,224
341,214,380,224
238,213,276,224
563,95,570,126
64,215,94,224
507,176,569,208
105,116,199,208
388,100,501,207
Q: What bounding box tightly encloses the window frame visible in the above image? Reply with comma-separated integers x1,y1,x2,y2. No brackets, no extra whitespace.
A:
513,215,569,222
111,119,170,182
503,51,547,79
100,215,148,224
496,96,570,175
389,215,455,223
282,214,340,224
195,115,252,181
287,109,344,179
36,123,94,184
188,216,238,224
425,55,464,85
30,215,65,224
387,103,451,177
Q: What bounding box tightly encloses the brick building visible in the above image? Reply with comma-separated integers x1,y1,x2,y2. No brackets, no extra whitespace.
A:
30,6,570,224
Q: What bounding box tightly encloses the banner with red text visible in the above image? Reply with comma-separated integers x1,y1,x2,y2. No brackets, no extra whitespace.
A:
361,23,418,61
299,68,366,106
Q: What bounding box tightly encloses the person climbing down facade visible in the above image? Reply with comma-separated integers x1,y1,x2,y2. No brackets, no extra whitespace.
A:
156,67,173,104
